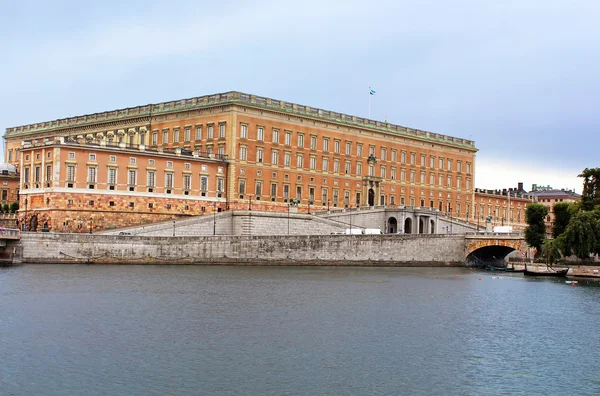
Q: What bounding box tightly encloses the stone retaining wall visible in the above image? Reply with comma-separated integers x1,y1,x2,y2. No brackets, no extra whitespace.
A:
21,233,466,266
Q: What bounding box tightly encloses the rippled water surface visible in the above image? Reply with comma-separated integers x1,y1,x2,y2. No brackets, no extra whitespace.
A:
1,265,600,395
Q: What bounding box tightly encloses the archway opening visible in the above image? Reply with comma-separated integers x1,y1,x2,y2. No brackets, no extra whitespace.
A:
419,217,425,234
467,245,517,268
388,217,398,233
404,218,412,234
368,189,375,206
430,219,435,234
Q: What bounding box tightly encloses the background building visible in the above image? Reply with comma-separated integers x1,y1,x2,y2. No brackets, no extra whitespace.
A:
530,184,581,233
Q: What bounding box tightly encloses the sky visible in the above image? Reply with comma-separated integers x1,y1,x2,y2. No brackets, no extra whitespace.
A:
1,0,598,193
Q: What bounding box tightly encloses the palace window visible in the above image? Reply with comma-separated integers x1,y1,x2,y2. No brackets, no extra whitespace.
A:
272,129,279,144
66,165,75,182
285,131,291,145
356,162,362,176
357,144,362,157
257,148,263,163
257,127,264,141
108,168,117,185
165,173,173,189
271,150,279,165
323,138,329,152
239,179,246,194
184,127,191,142
297,154,303,169
128,170,137,185
174,128,180,143
298,134,304,148
219,123,226,138
255,181,262,197
147,171,155,187
200,176,208,192
334,140,340,153
311,136,317,150
240,124,247,139
207,124,214,139
240,146,247,161
323,157,329,172
183,175,191,190
284,153,291,167
162,130,169,144
195,125,202,140
152,131,158,145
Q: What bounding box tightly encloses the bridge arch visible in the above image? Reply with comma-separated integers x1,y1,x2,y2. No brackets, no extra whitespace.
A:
465,237,528,267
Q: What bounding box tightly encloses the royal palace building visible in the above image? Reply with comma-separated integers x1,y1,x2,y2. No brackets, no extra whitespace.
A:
4,91,530,232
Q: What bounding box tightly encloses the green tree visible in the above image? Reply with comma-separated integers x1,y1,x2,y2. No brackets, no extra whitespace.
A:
542,238,561,264
1,203,8,213
524,203,548,253
552,202,573,238
561,211,600,260
9,201,19,213
579,167,600,211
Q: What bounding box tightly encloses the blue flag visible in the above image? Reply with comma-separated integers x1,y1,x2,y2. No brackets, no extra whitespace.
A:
369,88,376,95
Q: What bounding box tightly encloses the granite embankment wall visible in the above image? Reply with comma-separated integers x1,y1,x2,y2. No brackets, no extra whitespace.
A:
20,233,466,266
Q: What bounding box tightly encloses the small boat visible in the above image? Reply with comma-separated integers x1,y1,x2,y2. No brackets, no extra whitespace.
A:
486,265,524,273
523,265,569,277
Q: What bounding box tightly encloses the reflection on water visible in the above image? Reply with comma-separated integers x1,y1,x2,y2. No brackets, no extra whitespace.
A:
1,265,599,396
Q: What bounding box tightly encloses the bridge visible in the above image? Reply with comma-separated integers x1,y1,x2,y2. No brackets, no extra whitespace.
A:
464,232,528,266
0,228,22,265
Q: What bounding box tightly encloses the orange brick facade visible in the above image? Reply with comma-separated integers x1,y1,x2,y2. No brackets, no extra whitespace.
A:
5,91,530,232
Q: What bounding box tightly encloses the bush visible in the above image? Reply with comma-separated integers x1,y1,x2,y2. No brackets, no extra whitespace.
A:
1,203,8,213
9,202,18,213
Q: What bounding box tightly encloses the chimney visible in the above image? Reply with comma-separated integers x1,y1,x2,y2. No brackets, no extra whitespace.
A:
518,182,523,191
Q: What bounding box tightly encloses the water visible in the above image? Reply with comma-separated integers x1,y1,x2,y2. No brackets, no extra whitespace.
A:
1,265,599,396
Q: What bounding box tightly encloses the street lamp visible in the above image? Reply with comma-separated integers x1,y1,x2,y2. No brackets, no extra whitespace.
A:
287,204,290,235
213,201,217,235
23,198,28,232
248,195,252,211
89,217,93,234
327,200,330,212
308,200,311,215
172,220,175,237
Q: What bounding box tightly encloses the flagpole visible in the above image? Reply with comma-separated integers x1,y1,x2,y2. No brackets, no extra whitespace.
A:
368,92,371,118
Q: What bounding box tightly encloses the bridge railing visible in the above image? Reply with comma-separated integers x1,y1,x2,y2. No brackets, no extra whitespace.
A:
0,228,21,239
464,231,523,237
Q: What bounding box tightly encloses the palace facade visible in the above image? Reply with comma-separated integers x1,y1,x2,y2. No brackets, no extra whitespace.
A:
4,91,530,232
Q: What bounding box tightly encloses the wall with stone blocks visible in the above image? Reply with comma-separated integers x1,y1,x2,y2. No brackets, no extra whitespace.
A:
21,233,466,266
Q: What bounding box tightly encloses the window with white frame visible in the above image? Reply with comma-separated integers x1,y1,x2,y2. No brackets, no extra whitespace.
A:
298,134,304,148
217,178,224,192
240,124,247,139
272,129,279,144
162,130,169,144
108,168,117,185
255,181,262,197
285,131,291,145
165,173,174,189
166,161,172,168
152,131,158,145
219,123,226,138
356,162,362,176
271,150,278,165
183,175,191,190
195,126,202,140
67,165,75,182
311,136,317,150
89,154,96,161
310,156,317,170
323,138,329,152
401,151,406,164
334,140,340,153
381,148,387,161
174,128,180,143
68,152,75,159
345,161,351,174
147,171,155,187
207,124,214,139
333,160,340,173
240,146,247,161
297,154,303,168
128,170,137,185
346,142,351,155
184,127,191,142
257,127,264,141
323,157,329,172
357,144,362,157
284,152,291,166
87,167,97,183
